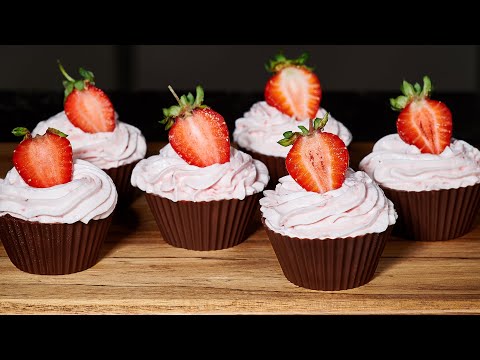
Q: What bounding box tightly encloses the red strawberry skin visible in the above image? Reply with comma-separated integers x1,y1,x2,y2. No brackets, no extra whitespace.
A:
397,99,452,154
286,131,348,194
13,131,73,188
169,108,231,167
265,66,321,121
64,85,115,133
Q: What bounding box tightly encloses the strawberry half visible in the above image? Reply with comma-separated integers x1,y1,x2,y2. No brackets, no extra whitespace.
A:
278,113,349,194
160,85,230,167
264,53,322,121
390,76,452,154
58,61,115,133
12,127,73,188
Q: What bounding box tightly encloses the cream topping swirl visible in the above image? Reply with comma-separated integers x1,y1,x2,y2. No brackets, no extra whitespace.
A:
233,101,352,157
260,169,397,239
0,159,117,224
359,134,480,191
131,144,269,202
32,111,147,169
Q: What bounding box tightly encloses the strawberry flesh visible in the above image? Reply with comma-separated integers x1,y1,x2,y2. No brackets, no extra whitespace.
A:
64,85,115,133
265,66,321,121
286,131,348,193
13,131,73,188
397,99,452,154
169,108,230,167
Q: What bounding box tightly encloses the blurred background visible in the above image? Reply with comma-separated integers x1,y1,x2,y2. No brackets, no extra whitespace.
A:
1,45,477,92
0,45,478,143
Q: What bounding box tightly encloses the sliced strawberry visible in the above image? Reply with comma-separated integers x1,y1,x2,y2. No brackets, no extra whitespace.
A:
160,85,230,167
397,99,452,154
279,113,349,194
391,76,452,154
58,61,115,133
264,53,321,121
169,108,230,167
64,86,115,133
12,127,73,188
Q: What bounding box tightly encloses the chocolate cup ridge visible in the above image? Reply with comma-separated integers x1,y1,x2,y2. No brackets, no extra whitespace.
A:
382,183,480,241
145,192,262,251
262,218,393,291
0,214,113,275
104,160,141,206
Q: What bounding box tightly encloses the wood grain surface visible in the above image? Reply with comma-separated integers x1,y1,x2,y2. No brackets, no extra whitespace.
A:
0,142,479,314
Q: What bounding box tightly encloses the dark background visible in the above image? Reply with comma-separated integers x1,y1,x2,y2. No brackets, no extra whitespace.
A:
1,45,479,143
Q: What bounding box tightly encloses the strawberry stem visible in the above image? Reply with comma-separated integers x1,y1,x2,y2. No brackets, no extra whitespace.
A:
57,60,75,82
168,85,182,106
308,118,314,133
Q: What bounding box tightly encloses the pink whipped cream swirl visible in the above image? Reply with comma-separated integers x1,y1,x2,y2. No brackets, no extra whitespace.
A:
0,159,118,224
131,144,269,202
260,169,397,239
359,134,480,191
233,101,352,157
32,111,147,170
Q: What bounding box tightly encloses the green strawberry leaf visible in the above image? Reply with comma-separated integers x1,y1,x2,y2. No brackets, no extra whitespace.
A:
74,80,85,91
187,92,195,105
79,67,95,82
12,127,30,137
390,95,409,111
193,86,204,107
160,85,208,132
298,125,309,135
414,82,421,94
64,83,74,101
313,113,329,130
401,80,415,97
47,127,68,137
265,52,313,73
421,76,432,98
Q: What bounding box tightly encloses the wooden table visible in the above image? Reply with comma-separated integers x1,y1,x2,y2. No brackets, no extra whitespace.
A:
1,142,479,314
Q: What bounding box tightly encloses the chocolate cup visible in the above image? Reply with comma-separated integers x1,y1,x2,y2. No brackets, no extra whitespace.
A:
145,192,262,251
0,214,113,275
237,146,287,190
262,218,393,291
104,160,141,206
382,183,480,241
